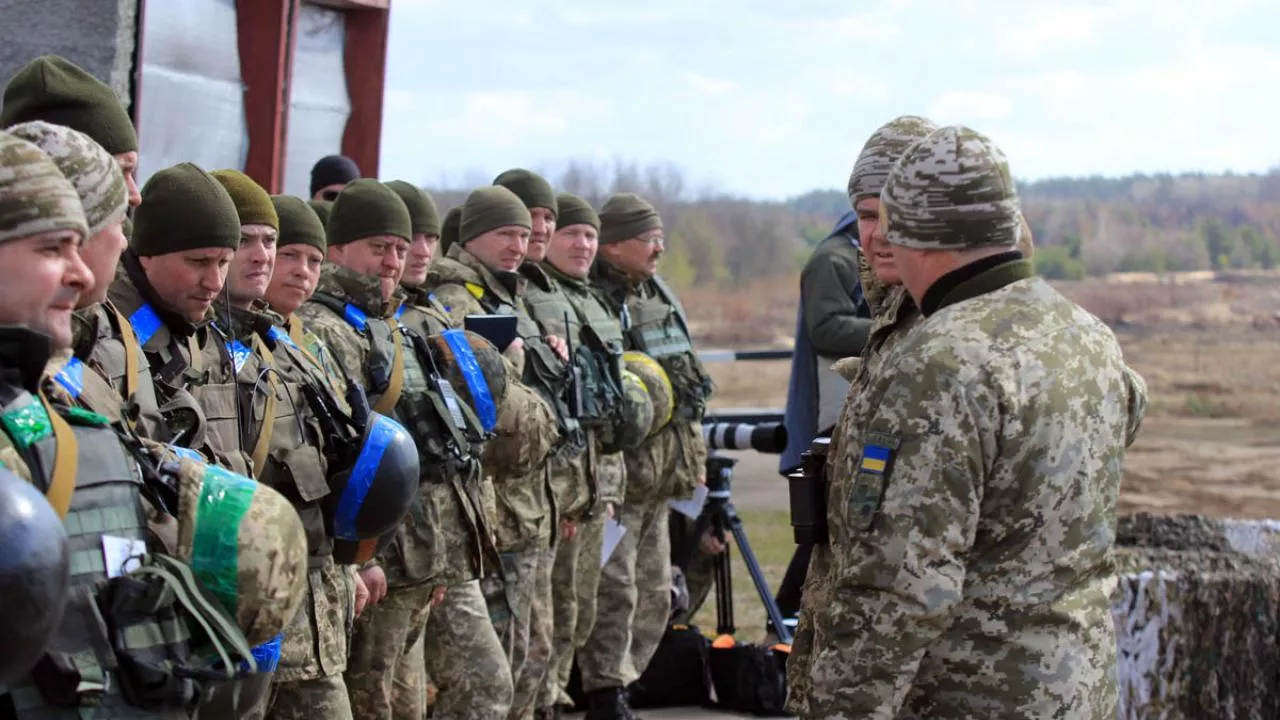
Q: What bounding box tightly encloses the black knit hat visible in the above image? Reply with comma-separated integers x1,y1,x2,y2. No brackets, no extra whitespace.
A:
1,56,137,155
130,163,241,257
309,154,360,197
384,180,441,236
493,168,557,217
327,178,411,246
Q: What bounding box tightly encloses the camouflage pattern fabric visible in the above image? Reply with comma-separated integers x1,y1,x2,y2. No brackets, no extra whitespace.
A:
6,120,127,236
541,512,606,708
0,129,87,243
268,561,355,691
670,528,715,626
265,672,353,720
846,115,938,203
422,579,514,720
509,546,555,720
880,125,1021,250
343,582,435,720
577,498,672,691
794,267,1145,719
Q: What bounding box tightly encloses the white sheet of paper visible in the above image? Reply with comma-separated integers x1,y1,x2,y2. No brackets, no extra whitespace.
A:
102,535,147,578
667,484,710,519
601,517,627,568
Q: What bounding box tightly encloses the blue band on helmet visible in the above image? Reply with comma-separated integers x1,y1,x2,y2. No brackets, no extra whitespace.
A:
128,303,162,346
394,304,406,319
191,464,258,617
442,329,496,432
342,304,368,332
54,357,85,399
166,443,204,462
333,415,399,541
241,633,283,674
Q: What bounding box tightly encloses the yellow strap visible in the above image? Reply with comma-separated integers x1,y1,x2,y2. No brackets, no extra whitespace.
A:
465,282,485,301
38,390,77,520
110,306,142,424
372,319,405,416
186,334,203,374
249,336,278,480
285,315,324,371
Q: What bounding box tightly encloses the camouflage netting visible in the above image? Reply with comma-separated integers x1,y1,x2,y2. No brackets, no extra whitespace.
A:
1114,513,1280,719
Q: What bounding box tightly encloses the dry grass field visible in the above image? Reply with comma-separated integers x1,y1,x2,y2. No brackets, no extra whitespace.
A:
683,272,1280,639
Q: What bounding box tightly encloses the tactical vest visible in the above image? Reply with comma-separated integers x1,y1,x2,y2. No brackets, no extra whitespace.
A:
81,302,165,438
0,388,185,719
562,284,627,430
521,279,589,436
310,293,490,584
623,281,714,421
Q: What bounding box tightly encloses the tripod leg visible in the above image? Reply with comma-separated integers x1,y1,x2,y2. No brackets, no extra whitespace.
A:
725,507,793,645
714,519,735,636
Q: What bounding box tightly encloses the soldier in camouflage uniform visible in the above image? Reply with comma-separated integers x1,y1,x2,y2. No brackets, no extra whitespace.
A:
428,182,568,720
297,180,512,720
533,192,631,718
795,126,1147,719
581,193,713,720
2,58,169,440
0,132,191,720
195,171,358,720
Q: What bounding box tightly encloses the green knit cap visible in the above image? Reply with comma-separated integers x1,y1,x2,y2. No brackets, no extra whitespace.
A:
327,178,411,246
440,205,461,254
384,180,441,236
1,56,137,155
211,169,279,231
493,168,557,217
459,186,531,245
6,120,126,238
271,195,326,253
555,192,599,231
0,131,88,244
598,193,661,245
131,163,241,256
307,199,332,228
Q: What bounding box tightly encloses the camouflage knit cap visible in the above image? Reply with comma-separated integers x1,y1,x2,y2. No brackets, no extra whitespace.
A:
6,120,126,237
131,162,241,256
556,192,599,231
384,180,441,236
459,185,531,245
440,205,461,254
327,178,411,246
847,115,938,204
271,195,326,253
0,131,88,244
598,192,661,245
493,168,557,217
880,125,1022,250
211,170,278,231
307,199,332,228
0,56,137,155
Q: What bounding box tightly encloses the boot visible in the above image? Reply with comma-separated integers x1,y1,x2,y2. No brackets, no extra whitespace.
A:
585,687,637,720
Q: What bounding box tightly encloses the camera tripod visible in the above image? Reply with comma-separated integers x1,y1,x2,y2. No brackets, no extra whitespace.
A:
703,452,794,645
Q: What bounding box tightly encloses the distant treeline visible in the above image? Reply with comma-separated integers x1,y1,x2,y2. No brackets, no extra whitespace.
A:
426,161,1280,289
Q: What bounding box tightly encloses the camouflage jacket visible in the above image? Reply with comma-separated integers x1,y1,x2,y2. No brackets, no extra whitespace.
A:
807,259,1145,719
106,253,217,453
65,299,169,440
429,247,561,550
298,263,496,585
541,261,627,513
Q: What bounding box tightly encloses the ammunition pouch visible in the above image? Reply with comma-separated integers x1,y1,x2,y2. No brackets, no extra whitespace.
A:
522,338,586,457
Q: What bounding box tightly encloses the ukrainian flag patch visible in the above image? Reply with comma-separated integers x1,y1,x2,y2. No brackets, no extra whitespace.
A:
860,445,891,474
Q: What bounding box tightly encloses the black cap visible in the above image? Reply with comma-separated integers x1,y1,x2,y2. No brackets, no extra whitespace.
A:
310,154,361,197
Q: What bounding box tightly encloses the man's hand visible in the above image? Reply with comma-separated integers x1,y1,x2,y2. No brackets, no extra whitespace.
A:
561,518,579,541
606,502,615,520
353,568,370,616
700,531,727,556
697,473,707,486
357,566,388,611
546,335,569,362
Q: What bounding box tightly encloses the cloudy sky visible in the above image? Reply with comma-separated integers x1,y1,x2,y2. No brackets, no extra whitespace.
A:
377,0,1280,200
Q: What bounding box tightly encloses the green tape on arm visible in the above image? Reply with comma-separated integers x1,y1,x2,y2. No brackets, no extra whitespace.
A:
190,465,257,618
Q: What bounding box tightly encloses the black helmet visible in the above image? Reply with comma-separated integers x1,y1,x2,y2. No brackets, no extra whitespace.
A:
324,412,420,544
0,467,70,687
